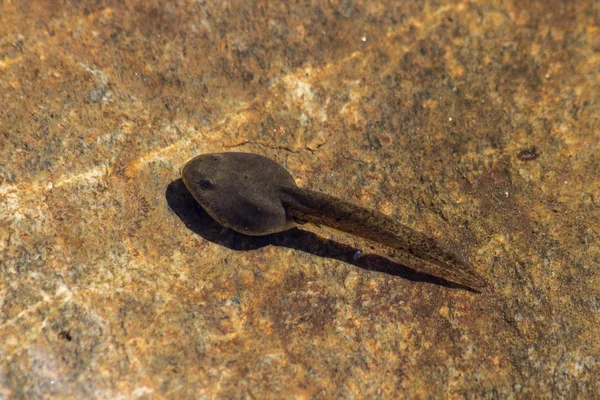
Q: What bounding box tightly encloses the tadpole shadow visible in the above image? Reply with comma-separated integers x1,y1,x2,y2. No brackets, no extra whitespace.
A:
166,179,466,290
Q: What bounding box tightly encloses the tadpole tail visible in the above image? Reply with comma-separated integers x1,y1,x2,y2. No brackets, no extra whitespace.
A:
281,186,488,290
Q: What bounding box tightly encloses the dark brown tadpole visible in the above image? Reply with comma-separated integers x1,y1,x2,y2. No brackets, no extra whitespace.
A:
518,147,541,161
182,152,487,290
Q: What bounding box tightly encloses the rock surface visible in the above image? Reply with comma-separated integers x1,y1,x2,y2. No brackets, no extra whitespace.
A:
1,0,599,398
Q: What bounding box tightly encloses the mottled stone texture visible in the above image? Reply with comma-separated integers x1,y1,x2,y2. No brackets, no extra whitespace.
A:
1,0,599,398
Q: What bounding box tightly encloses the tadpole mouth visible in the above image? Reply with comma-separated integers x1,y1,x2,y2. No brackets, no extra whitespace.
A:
181,163,193,190
181,161,201,199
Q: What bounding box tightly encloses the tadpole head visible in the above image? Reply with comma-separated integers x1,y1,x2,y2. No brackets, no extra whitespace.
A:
181,153,225,209
180,152,298,235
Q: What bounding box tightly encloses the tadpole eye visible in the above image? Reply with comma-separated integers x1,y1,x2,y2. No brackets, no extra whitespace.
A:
199,179,214,190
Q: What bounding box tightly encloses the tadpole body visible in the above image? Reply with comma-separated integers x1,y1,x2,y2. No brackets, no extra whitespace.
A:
182,152,487,290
